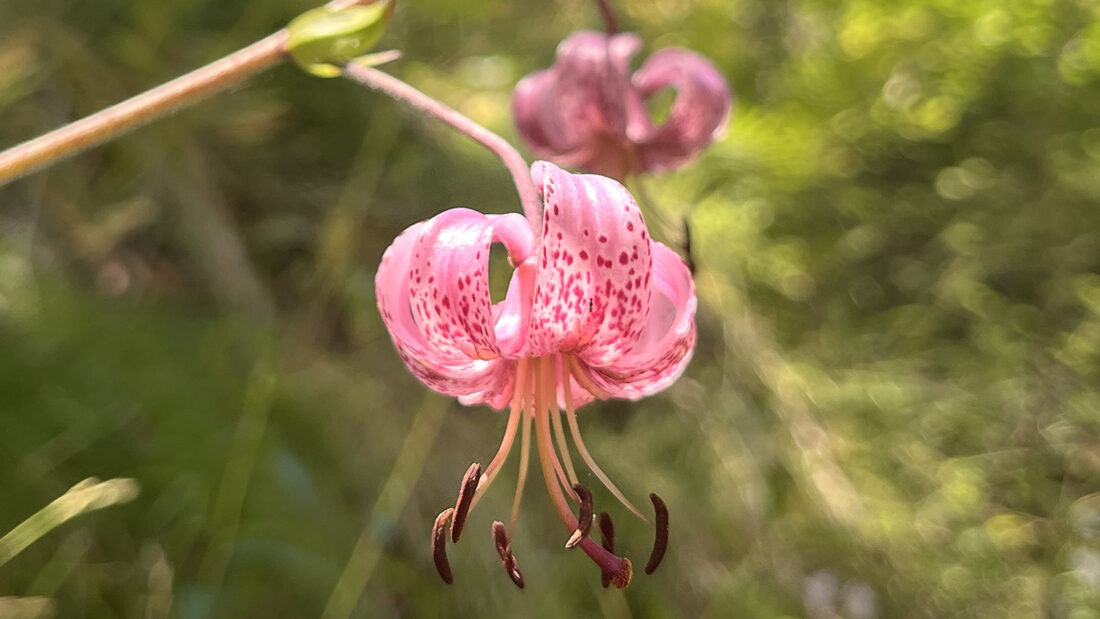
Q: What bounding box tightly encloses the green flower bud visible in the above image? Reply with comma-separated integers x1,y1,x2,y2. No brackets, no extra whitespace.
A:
287,0,393,78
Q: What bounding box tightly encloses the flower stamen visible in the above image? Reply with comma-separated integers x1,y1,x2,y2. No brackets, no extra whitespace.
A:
565,354,612,400
534,358,579,528
471,358,529,509
492,520,525,588
540,358,578,504
550,357,580,487
644,493,669,575
509,398,533,534
565,483,594,549
450,462,481,543
535,358,633,587
432,508,455,584
563,356,648,522
550,394,580,488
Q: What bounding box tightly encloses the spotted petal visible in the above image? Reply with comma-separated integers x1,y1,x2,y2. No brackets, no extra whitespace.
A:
584,242,697,399
527,162,653,366
632,48,732,174
376,210,534,408
407,208,535,359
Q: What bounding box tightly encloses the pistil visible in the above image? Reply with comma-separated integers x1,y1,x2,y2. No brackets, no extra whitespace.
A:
533,357,633,587
533,357,580,529
598,512,615,588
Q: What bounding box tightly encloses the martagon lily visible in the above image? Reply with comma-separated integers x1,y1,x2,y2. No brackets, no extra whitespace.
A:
513,31,732,181
375,161,696,588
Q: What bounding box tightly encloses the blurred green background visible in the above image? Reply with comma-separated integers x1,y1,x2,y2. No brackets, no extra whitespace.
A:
2,0,1100,616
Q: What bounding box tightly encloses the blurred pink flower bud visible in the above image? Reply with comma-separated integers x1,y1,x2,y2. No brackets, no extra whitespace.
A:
513,31,732,180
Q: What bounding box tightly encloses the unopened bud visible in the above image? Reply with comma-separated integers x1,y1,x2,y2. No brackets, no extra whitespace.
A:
287,0,393,78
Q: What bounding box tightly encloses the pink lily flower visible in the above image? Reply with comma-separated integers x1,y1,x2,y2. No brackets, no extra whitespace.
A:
376,161,696,587
512,31,732,180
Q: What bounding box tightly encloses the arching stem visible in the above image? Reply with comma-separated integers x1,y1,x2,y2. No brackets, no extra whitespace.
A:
342,63,542,231
0,0,375,187
594,0,620,34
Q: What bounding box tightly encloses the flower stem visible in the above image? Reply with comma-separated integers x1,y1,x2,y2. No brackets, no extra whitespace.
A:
0,32,284,187
594,0,620,34
342,63,542,230
0,0,373,188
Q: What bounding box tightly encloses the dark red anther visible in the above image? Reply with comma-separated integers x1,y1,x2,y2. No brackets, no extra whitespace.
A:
432,508,455,584
450,462,482,543
492,520,525,589
565,484,594,549
644,493,669,575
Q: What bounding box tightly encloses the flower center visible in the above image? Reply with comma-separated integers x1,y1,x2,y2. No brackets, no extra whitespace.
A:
430,353,670,588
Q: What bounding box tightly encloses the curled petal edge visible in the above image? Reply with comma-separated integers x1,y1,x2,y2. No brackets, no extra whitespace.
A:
408,208,534,360
632,48,733,174
376,213,530,409
583,242,697,400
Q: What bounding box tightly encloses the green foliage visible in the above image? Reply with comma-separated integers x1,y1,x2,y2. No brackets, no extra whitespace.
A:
2,0,1100,617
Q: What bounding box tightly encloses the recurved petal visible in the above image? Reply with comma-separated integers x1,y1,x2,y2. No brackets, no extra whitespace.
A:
407,208,535,360
632,48,732,173
551,31,642,141
584,242,696,399
527,162,653,365
375,212,532,408
513,69,582,162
